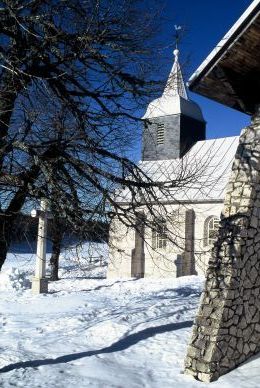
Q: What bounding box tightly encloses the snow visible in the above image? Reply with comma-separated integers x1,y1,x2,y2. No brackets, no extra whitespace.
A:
117,136,239,203
1,244,260,387
142,95,204,122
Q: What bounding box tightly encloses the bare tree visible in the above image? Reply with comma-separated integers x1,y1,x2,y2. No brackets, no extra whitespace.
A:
0,0,200,272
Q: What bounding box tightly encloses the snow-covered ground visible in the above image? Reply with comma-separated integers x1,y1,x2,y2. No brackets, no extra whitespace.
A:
1,244,260,388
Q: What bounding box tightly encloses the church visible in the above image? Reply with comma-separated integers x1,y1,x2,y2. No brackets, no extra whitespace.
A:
107,47,239,279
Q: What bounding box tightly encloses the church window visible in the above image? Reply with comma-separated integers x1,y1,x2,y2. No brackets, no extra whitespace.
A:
157,123,165,145
204,216,219,246
152,219,167,249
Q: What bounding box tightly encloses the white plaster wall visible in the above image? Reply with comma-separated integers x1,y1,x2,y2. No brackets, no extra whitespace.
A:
107,201,224,279
107,218,135,278
143,204,185,278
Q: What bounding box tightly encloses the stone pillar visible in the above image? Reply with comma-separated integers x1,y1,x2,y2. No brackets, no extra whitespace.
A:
175,254,183,277
182,209,196,276
31,199,48,294
184,109,260,382
131,213,145,278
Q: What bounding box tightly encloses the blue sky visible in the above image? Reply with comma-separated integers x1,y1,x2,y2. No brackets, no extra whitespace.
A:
160,0,252,139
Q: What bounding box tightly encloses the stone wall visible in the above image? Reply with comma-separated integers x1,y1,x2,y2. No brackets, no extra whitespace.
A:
184,111,260,382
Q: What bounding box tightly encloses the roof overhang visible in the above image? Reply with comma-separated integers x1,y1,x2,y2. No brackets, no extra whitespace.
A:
188,0,260,115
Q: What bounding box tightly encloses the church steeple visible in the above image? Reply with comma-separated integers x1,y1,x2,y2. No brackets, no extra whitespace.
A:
163,48,188,100
142,48,206,161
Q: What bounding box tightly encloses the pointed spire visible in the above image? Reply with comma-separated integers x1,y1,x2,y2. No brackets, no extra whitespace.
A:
142,45,204,121
163,48,188,100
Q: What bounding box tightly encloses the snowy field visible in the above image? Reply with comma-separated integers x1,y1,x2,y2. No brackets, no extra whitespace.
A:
1,243,260,388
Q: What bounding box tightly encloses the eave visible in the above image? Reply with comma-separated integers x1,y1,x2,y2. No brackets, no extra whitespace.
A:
188,0,260,115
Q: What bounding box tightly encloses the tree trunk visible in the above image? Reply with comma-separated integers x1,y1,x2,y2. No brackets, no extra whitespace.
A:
0,165,41,271
0,70,24,171
49,217,63,281
0,214,17,271
0,242,9,272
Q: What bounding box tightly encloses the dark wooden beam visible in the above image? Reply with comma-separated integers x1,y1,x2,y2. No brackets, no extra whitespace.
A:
220,65,260,114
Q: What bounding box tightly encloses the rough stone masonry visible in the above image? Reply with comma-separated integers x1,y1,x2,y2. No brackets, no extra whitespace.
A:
184,107,260,382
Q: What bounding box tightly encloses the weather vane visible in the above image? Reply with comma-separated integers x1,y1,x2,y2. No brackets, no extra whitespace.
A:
174,25,182,49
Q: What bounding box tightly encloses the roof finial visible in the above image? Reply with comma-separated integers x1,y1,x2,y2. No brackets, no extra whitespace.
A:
173,48,180,63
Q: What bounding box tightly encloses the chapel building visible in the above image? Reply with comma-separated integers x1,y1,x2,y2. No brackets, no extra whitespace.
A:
107,49,239,279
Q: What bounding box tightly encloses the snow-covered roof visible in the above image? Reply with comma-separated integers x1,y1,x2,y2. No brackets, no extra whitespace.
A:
117,136,239,203
143,49,204,122
142,95,205,122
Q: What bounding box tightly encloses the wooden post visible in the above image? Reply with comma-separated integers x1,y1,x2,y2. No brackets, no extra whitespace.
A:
31,199,48,294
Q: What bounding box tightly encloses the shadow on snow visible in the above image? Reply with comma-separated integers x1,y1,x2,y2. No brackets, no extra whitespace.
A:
0,320,193,374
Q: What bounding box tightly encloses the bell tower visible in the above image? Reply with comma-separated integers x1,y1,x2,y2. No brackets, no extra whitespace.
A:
142,49,206,161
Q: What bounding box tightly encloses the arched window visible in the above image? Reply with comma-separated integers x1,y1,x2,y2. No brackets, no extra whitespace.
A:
204,216,219,246
152,219,167,249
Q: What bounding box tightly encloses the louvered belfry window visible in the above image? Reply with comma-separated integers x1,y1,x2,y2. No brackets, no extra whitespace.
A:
157,123,164,145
